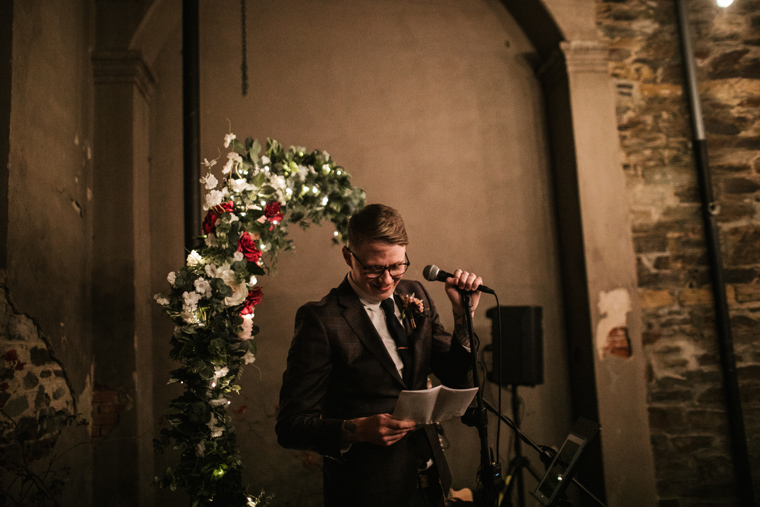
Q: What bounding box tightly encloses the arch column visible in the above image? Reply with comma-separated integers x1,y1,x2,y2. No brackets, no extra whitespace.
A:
91,50,156,507
541,40,658,506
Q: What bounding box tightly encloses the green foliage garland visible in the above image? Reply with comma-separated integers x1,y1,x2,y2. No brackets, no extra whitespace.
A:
153,133,365,506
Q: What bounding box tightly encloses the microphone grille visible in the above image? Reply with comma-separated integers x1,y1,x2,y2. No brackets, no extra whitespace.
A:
422,264,439,282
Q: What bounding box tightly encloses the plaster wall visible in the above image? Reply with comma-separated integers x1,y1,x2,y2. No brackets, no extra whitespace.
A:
146,0,572,504
6,0,95,504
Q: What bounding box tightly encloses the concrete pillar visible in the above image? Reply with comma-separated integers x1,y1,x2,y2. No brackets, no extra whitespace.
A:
558,40,658,507
91,51,155,507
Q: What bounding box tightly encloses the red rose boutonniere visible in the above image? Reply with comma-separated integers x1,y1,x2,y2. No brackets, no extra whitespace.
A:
399,293,426,330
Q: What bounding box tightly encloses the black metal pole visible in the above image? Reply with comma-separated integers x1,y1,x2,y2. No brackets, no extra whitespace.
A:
512,385,525,507
460,291,500,507
183,0,201,252
674,2,756,505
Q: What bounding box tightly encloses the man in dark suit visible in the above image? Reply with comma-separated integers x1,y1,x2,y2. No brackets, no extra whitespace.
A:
276,204,483,507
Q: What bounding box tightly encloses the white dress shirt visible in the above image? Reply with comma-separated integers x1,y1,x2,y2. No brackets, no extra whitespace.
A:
347,273,406,378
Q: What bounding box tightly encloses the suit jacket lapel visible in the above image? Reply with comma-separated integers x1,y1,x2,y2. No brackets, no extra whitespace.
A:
337,278,406,388
395,284,427,389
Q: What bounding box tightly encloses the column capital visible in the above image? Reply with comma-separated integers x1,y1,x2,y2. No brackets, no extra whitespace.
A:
92,50,155,101
560,40,611,74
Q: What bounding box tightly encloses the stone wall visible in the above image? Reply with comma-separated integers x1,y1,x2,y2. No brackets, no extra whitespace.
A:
0,270,81,503
596,0,760,504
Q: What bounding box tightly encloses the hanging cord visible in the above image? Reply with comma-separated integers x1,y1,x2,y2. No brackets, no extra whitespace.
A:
240,0,249,96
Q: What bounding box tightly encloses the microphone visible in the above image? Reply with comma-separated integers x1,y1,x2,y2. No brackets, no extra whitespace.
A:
422,264,495,294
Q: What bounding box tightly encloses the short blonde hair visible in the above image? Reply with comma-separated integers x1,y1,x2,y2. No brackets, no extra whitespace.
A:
347,204,408,248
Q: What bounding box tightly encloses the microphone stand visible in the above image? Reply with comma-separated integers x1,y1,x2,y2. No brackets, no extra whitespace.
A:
458,290,503,507
482,398,608,507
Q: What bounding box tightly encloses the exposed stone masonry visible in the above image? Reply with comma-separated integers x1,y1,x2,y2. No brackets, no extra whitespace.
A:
597,0,760,505
0,270,76,466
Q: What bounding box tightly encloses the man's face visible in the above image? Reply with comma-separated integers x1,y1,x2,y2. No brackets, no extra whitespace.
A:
343,241,407,301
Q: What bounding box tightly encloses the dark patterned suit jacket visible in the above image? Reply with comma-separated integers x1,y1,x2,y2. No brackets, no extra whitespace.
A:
276,277,473,507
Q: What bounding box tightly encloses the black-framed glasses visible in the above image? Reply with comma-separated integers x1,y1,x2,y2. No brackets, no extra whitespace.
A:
347,248,410,279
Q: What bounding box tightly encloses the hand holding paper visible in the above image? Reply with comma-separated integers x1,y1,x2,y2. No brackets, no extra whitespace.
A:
392,385,478,425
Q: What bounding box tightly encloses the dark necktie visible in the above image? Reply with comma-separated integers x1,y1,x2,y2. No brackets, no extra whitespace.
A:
380,297,413,385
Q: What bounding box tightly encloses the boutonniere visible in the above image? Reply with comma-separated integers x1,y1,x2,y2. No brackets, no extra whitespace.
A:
399,293,426,329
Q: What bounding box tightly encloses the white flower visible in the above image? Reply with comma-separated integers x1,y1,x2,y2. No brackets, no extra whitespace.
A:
224,281,248,307
249,275,258,286
210,397,229,407
238,314,254,340
204,189,224,209
261,155,270,165
271,175,287,190
200,173,218,190
215,263,237,286
167,272,176,285
180,310,197,324
224,133,236,148
242,350,256,364
230,178,249,193
205,234,219,247
223,158,234,175
207,415,224,438
186,250,203,267
194,277,212,297
195,441,206,457
182,291,202,309
202,157,217,168
214,366,229,378
154,294,170,306
205,263,218,278
233,251,244,262
322,164,331,174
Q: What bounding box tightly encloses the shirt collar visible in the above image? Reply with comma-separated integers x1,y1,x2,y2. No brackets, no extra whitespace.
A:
347,272,390,307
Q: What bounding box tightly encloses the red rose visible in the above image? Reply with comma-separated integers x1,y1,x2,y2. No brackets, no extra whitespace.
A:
14,361,25,371
237,232,262,263
202,201,235,234
240,287,263,316
265,202,284,225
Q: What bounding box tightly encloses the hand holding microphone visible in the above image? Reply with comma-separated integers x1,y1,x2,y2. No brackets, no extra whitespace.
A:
423,264,495,294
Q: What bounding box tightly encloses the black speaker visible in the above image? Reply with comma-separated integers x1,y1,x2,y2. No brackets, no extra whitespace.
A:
486,305,543,387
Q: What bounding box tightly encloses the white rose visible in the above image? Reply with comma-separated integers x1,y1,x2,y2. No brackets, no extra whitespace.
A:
216,263,237,286
223,281,248,307
167,272,176,285
233,251,244,262
186,250,203,267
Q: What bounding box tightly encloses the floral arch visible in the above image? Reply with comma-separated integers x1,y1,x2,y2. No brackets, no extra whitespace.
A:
153,133,365,506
